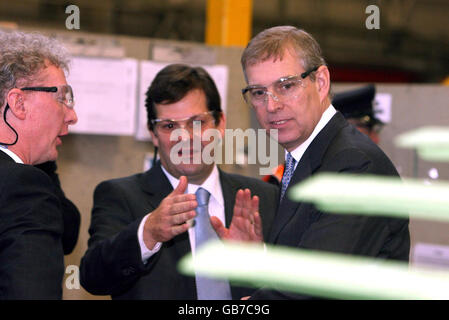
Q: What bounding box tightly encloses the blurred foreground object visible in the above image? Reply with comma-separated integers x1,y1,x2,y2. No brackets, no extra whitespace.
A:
289,173,449,222
395,126,449,162
179,241,449,299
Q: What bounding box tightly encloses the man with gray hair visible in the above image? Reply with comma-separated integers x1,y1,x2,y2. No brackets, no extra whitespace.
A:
0,31,78,299
240,26,410,299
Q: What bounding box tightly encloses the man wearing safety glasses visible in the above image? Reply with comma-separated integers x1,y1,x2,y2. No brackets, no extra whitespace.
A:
80,64,277,299
0,31,78,299
239,26,410,299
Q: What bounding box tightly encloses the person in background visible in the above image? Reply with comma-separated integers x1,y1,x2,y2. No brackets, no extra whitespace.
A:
332,84,384,144
0,30,78,299
80,64,277,300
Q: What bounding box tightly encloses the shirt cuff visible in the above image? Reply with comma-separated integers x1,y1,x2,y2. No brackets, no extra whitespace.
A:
138,213,162,263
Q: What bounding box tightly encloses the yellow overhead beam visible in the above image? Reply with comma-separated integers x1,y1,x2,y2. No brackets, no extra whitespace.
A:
205,0,252,47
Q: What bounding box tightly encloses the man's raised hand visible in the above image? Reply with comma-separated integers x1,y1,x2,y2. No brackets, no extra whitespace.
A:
210,188,262,243
143,176,197,249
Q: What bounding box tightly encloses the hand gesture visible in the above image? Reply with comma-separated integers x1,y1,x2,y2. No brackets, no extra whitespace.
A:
211,188,263,243
143,176,197,249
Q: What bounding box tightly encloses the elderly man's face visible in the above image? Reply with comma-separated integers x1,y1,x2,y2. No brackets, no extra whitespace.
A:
244,49,329,152
22,63,78,164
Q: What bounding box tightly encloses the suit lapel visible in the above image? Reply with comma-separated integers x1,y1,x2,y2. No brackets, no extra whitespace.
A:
269,152,312,242
269,112,349,243
0,149,16,163
218,169,239,228
138,162,173,210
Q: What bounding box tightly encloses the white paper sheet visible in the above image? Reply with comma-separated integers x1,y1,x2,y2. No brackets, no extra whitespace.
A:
374,93,392,123
67,56,138,135
413,243,449,270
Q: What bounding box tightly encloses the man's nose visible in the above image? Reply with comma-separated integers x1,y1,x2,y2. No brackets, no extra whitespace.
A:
265,91,282,113
65,107,78,125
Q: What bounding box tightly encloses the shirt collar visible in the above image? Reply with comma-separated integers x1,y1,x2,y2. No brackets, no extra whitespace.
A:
161,164,224,207
287,104,337,164
0,145,24,164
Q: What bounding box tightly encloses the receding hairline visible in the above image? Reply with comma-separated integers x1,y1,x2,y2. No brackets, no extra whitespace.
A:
243,42,307,70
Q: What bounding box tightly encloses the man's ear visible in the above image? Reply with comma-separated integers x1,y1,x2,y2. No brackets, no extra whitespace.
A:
149,127,159,148
216,111,226,137
315,65,331,104
6,88,27,120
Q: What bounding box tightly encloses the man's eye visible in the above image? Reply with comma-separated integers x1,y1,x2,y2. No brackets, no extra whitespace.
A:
162,122,175,129
250,89,266,98
278,80,299,92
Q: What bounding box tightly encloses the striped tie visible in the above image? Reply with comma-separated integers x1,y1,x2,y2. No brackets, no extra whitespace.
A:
280,152,296,201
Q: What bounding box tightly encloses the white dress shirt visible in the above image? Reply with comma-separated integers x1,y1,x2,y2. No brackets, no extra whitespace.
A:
287,104,337,167
138,165,225,262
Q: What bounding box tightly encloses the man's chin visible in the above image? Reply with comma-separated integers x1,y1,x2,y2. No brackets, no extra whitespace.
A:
177,163,206,174
33,154,57,166
46,150,58,163
175,163,214,183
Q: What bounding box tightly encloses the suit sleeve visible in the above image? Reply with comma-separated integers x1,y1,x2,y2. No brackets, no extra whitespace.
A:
79,181,154,296
35,161,81,255
0,166,64,299
250,149,410,300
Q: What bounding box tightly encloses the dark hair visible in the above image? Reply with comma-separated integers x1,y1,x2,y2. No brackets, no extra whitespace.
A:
145,64,222,131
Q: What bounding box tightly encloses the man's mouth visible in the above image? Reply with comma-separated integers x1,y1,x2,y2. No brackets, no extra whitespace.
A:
269,119,290,127
178,149,201,156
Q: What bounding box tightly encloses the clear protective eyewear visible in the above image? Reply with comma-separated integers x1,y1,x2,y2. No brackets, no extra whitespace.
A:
242,66,319,108
151,110,219,134
21,85,75,109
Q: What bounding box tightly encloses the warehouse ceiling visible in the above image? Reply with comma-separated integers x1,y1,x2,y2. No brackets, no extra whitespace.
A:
0,0,448,82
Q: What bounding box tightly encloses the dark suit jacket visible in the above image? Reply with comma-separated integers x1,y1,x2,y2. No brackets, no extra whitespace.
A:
251,112,410,299
80,163,278,299
35,161,81,255
0,151,64,299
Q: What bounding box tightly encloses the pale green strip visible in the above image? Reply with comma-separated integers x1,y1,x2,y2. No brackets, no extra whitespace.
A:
289,173,449,222
178,241,449,299
395,126,449,161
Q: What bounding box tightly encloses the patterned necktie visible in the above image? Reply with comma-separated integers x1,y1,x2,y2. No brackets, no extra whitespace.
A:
280,152,296,201
194,187,232,300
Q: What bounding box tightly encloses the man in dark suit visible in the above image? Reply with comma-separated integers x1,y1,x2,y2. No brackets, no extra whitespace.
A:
239,26,410,299
0,31,78,299
80,64,278,299
35,161,81,255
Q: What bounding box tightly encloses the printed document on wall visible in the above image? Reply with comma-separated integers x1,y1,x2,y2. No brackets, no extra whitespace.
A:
67,56,138,135
135,61,228,141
